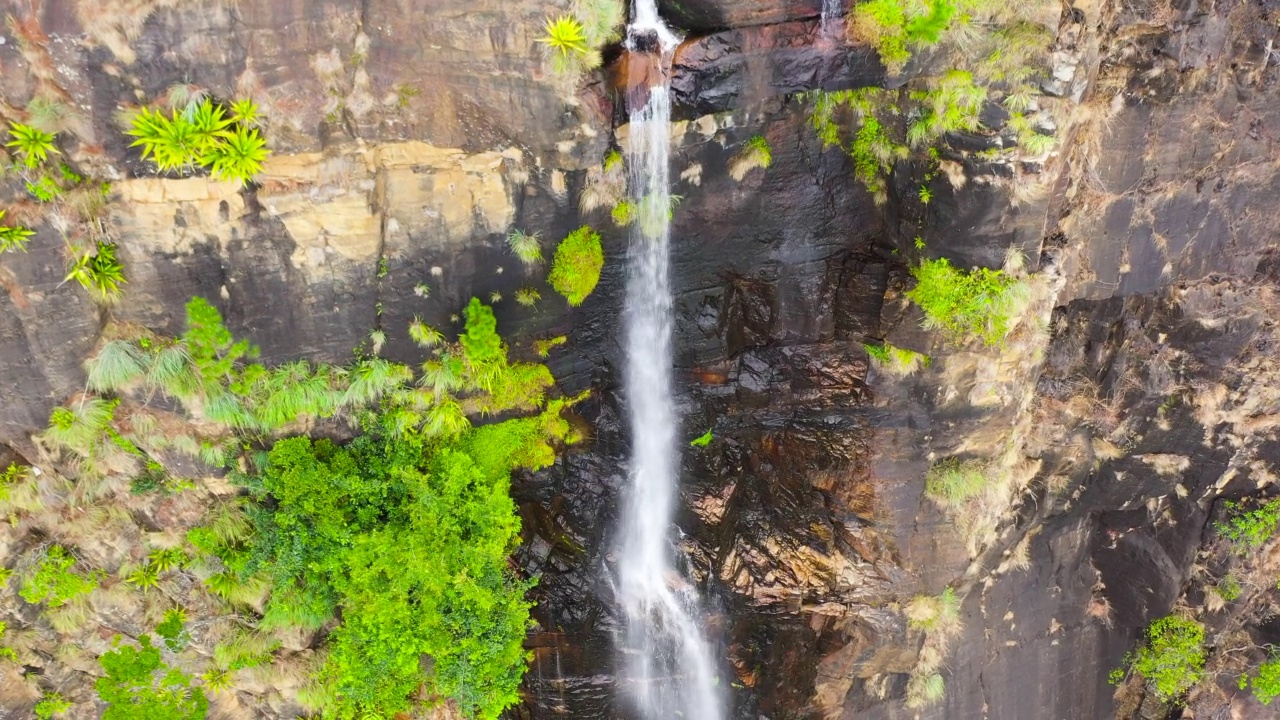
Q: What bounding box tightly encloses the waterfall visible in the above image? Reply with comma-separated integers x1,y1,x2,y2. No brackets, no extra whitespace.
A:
616,3,722,719
821,0,841,36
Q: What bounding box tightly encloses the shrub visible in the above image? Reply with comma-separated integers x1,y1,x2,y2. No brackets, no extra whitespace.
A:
96,634,209,719
611,200,636,227
64,241,127,302
906,257,1027,345
907,70,988,147
20,545,100,608
548,226,603,306
6,122,60,167
538,15,598,74
1215,497,1280,552
924,458,987,505
904,671,945,708
1244,657,1280,705
33,692,72,719
1122,615,1206,701
850,0,959,72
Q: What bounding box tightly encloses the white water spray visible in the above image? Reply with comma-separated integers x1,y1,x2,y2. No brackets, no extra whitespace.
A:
616,4,722,719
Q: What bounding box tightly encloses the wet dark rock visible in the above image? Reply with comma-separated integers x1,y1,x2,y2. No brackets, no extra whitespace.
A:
658,0,830,32
670,21,885,116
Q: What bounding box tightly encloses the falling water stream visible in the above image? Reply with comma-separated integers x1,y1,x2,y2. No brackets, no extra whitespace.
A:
821,0,842,36
615,2,723,719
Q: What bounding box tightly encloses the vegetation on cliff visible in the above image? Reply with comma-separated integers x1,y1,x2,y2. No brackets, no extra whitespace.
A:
3,285,581,718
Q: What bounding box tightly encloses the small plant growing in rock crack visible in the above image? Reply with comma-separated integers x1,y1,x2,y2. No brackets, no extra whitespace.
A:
20,545,100,608
906,257,1029,346
6,122,60,168
549,225,603,306
611,199,636,227
1112,615,1206,702
690,429,713,447
408,317,444,348
64,241,127,302
864,342,931,377
905,587,962,635
729,135,773,181
515,287,541,307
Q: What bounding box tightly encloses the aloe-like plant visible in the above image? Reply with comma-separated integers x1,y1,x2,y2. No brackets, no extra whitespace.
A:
204,125,268,182
127,98,269,183
65,241,127,302
538,15,589,59
0,211,34,253
6,122,60,168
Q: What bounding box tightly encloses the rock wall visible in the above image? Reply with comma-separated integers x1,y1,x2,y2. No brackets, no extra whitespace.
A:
1,0,1279,718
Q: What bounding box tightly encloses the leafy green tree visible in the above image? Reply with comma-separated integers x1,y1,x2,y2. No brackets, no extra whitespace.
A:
237,404,576,719
548,226,603,306
1122,615,1206,701
96,634,209,719
1243,656,1280,705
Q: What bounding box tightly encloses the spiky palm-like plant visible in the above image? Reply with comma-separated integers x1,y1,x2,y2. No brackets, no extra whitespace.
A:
125,563,161,592
201,668,234,694
204,125,268,183
6,122,60,168
0,211,34,253
64,241,126,302
230,98,260,127
538,15,589,59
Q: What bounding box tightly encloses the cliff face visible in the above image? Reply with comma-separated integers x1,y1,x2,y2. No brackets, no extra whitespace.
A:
2,0,1280,718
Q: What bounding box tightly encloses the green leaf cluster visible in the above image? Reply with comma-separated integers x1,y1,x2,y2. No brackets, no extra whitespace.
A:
1214,497,1280,553
1125,615,1206,701
548,226,603,307
19,545,100,608
127,99,269,183
95,634,209,719
906,257,1027,345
